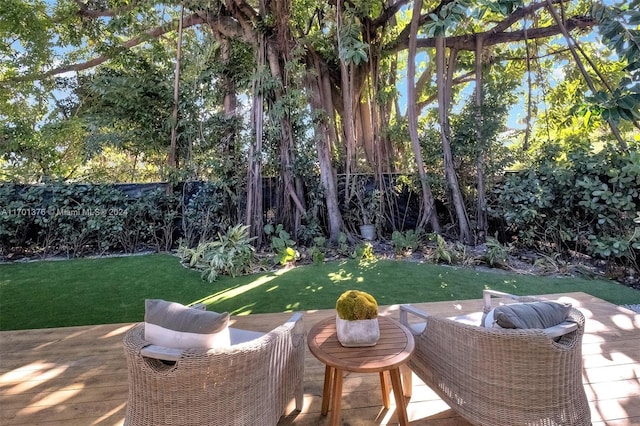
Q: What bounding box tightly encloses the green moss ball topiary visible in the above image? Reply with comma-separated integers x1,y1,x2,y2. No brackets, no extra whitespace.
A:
336,290,378,320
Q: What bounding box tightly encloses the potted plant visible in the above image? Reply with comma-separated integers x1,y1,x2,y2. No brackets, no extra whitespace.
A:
335,289,380,347
355,189,380,240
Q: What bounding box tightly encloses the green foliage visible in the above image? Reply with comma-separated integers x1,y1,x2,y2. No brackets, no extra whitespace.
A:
335,289,378,320
348,177,381,226
491,143,640,263
0,183,181,258
0,0,51,73
593,1,640,79
424,0,473,37
46,184,123,256
355,242,375,261
533,252,565,274
129,189,179,253
391,229,421,255
180,182,230,248
79,57,174,156
587,2,640,125
484,236,510,267
264,223,299,265
310,236,327,265
336,232,351,257
0,183,43,253
338,14,368,65
178,224,256,282
427,234,458,264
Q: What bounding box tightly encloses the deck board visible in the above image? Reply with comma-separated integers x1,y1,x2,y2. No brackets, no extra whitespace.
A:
1,292,638,425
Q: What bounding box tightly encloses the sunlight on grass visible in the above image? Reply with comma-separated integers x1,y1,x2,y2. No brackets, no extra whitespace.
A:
228,303,257,316
328,269,353,282
2,254,638,330
286,302,301,310
195,268,292,309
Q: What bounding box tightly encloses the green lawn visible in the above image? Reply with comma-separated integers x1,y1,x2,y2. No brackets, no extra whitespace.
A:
1,253,638,330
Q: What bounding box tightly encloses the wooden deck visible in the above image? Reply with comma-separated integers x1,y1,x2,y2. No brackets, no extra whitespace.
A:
1,292,639,425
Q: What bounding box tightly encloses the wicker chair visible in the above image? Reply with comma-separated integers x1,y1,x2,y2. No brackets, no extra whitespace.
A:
123,312,305,426
399,290,591,426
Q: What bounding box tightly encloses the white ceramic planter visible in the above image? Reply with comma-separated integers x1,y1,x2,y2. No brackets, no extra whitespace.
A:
359,224,376,240
335,315,380,347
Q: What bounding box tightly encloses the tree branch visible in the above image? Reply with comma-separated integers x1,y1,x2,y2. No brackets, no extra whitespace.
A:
10,13,207,82
389,0,593,53
399,16,596,52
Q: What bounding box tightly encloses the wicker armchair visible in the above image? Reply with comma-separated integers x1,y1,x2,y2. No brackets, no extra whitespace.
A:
123,312,305,426
399,290,591,426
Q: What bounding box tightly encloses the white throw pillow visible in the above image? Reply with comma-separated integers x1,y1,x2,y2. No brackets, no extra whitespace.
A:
144,299,230,349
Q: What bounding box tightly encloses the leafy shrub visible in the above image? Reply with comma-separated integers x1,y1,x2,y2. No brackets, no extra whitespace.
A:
484,236,511,267
355,242,375,260
491,144,639,267
0,182,182,258
32,183,129,257
309,236,327,265
336,232,351,257
178,224,256,282
426,234,459,264
0,183,44,255
179,182,229,247
391,229,421,255
118,189,178,253
264,223,298,265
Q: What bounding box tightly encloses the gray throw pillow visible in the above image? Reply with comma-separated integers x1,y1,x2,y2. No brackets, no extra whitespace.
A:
144,299,230,349
493,301,571,329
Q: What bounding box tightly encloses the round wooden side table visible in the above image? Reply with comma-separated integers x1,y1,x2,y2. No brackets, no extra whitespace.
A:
307,315,415,425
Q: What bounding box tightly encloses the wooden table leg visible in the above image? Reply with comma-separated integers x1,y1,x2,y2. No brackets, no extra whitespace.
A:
321,365,334,416
400,364,413,398
379,371,391,408
389,367,409,425
329,368,344,426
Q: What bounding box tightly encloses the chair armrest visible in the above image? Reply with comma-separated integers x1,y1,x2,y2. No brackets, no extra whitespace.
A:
141,344,183,361
543,321,579,338
286,312,305,348
286,311,303,325
399,304,430,327
482,289,540,312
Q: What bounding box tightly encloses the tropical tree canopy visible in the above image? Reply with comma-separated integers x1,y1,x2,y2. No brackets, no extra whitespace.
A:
1,0,639,248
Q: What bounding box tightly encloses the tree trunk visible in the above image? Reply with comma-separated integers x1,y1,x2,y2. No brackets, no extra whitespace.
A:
408,0,440,232
436,36,471,243
264,0,306,232
475,35,487,244
221,38,237,119
337,0,357,205
246,33,265,246
168,5,184,169
307,53,344,242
